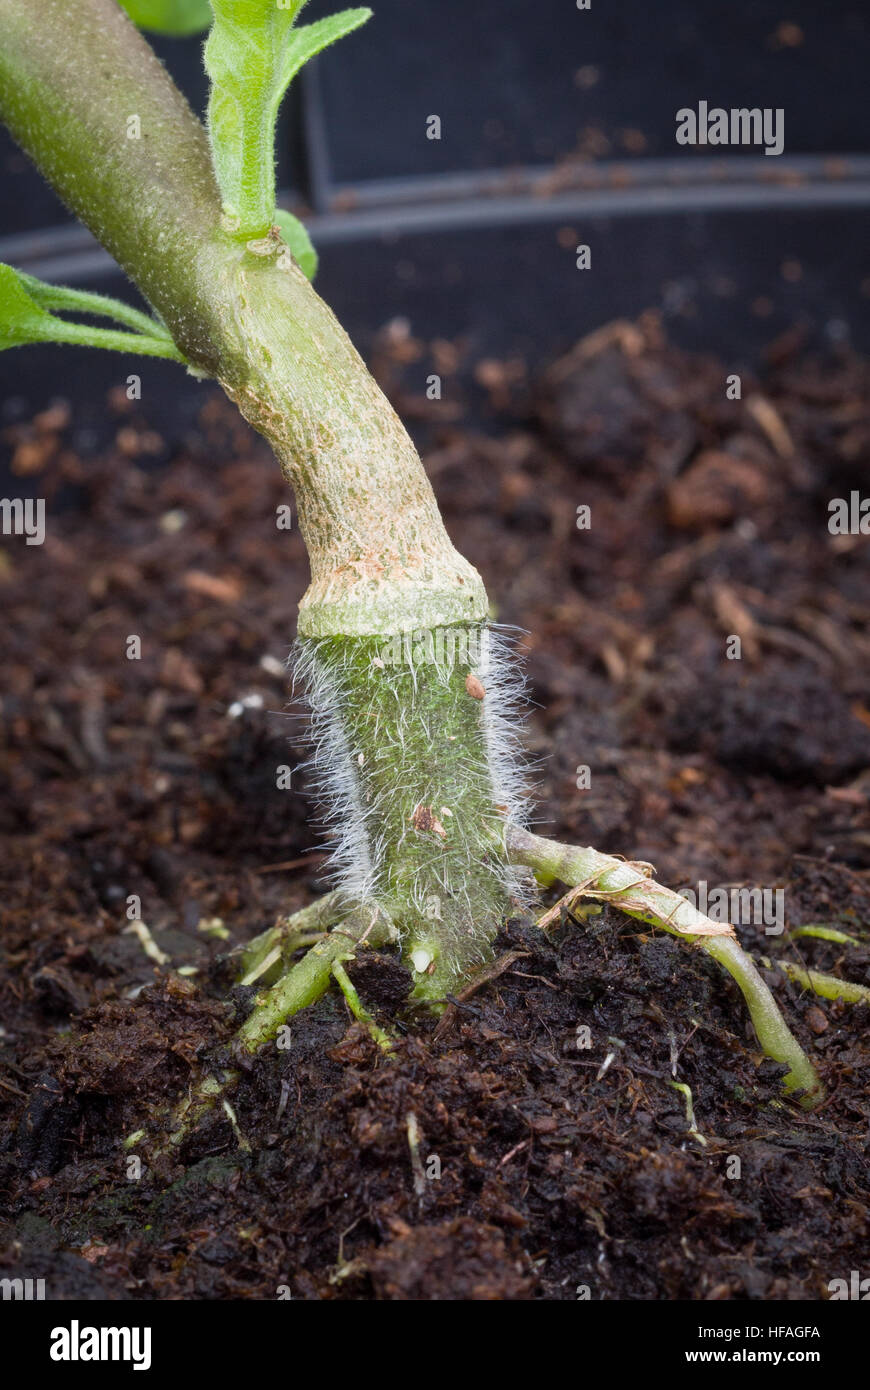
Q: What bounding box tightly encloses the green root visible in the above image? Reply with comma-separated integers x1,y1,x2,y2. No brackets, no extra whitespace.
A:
669,1081,707,1146
760,957,870,1006
233,889,346,987
505,826,823,1104
147,902,393,1155
790,924,866,949
148,733,862,1147
703,936,820,1101
234,904,393,1052
332,960,394,1051
164,1070,239,1152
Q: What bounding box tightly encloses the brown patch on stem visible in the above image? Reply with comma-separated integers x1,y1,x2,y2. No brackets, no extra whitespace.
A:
411,804,447,839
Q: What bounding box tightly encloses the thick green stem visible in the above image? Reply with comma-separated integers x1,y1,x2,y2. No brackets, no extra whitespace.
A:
0,0,486,637
297,630,523,1001
207,241,487,636
506,828,822,1102
0,2,517,988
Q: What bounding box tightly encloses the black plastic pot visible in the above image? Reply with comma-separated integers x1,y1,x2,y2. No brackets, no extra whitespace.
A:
1,0,869,481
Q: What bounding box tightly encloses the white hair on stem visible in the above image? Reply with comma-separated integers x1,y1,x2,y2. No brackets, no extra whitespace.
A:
474,623,537,899
290,636,377,903
290,623,537,956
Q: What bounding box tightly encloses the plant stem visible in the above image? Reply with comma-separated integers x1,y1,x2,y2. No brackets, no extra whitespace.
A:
0,0,223,363
297,631,525,1002
0,1,520,985
20,274,175,338
0,0,486,638
505,827,822,1102
27,319,185,360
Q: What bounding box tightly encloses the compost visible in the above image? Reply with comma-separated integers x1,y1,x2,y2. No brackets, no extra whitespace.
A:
1,314,868,1299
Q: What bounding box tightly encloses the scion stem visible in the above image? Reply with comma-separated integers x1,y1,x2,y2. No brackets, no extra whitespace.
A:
0,0,223,361
0,0,486,637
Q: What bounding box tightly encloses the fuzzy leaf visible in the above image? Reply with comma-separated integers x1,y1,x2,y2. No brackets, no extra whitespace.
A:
0,264,187,361
273,209,318,280
118,0,213,36
205,1,370,236
0,263,59,349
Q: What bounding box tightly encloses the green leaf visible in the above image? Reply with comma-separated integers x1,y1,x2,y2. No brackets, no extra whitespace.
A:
273,209,318,280
0,263,60,349
118,0,213,37
205,1,371,237
0,264,188,361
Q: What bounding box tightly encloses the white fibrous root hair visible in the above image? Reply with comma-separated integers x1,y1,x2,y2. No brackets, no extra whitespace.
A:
289,623,535,978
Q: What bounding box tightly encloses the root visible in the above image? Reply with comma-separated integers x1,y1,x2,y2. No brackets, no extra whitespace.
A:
332,959,394,1051
669,1081,706,1146
529,842,735,940
760,957,870,1006
230,889,348,986
148,902,395,1156
234,902,394,1052
789,924,865,949
506,826,823,1104
145,822,864,1153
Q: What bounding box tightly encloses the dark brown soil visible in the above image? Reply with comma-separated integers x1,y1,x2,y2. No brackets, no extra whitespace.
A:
1,314,868,1300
